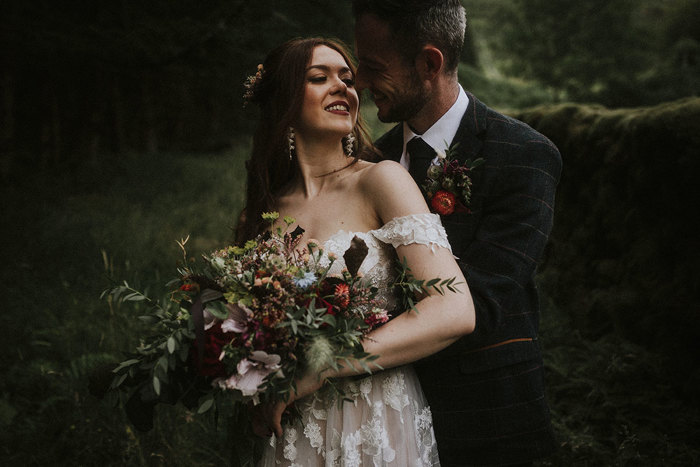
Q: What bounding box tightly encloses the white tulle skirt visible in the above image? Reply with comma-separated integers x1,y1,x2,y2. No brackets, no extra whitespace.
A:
259,365,440,466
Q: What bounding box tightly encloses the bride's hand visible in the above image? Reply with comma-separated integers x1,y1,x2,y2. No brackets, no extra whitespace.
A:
264,370,327,438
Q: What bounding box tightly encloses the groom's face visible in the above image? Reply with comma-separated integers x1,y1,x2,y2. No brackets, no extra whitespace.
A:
354,14,429,123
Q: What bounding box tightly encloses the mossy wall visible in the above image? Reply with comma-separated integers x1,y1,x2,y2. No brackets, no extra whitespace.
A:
513,98,700,360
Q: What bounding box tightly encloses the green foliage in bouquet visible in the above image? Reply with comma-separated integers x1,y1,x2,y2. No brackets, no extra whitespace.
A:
393,256,463,314
103,213,458,436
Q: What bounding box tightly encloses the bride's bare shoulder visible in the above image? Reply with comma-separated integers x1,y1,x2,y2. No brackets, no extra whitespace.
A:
357,160,427,220
361,159,409,181
359,160,415,190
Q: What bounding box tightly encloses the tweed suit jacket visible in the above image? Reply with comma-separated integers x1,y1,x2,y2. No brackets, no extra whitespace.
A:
375,92,562,465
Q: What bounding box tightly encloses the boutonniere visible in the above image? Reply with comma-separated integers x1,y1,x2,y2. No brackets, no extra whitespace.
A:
422,143,484,216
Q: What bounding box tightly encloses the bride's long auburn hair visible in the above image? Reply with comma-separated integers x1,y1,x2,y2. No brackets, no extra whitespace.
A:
237,37,375,242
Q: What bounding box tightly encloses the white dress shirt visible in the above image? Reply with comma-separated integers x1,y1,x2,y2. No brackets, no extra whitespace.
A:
400,85,469,169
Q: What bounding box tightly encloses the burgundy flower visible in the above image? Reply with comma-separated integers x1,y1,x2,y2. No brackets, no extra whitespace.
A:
190,322,235,377
365,308,389,328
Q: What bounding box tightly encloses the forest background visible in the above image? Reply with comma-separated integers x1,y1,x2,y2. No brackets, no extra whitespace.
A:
1,0,698,465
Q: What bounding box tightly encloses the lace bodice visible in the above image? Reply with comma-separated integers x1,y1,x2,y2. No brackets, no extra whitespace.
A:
260,213,449,466
320,213,451,308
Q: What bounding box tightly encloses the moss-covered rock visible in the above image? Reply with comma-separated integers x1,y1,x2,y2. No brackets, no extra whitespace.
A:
513,98,700,360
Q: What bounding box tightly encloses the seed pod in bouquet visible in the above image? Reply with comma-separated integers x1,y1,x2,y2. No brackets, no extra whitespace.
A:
343,236,368,278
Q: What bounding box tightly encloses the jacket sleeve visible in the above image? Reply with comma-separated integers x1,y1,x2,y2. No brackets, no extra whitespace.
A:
456,136,562,348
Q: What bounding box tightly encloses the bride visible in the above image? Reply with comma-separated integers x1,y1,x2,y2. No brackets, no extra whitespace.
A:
237,37,475,466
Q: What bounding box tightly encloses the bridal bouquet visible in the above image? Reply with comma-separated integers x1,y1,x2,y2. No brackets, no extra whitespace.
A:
104,213,391,430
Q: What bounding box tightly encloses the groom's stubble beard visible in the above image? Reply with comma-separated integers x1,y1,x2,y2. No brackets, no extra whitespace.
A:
377,72,430,124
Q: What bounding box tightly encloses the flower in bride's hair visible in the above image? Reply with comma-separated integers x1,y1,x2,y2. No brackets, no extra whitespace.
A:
242,63,264,107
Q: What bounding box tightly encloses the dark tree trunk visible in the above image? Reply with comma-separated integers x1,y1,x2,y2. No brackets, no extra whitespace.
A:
141,74,158,154
40,79,61,168
111,75,127,154
1,67,15,180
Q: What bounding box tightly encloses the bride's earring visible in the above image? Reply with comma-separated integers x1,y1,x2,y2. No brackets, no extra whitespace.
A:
344,133,355,157
287,127,295,161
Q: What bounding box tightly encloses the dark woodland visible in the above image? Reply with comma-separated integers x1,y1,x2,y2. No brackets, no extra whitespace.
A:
1,0,699,465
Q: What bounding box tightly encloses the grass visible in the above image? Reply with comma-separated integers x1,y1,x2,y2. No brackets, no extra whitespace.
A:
0,147,698,466
0,148,248,466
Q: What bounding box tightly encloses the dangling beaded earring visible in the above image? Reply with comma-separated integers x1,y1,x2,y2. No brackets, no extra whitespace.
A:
344,133,355,157
287,127,295,161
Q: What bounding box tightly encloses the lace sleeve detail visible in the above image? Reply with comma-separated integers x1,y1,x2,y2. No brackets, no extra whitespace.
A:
371,213,451,253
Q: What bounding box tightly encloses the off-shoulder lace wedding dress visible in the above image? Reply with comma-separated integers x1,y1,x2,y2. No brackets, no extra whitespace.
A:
259,213,450,467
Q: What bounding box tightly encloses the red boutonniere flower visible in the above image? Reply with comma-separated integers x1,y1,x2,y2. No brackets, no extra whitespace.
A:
422,143,483,216
431,190,457,216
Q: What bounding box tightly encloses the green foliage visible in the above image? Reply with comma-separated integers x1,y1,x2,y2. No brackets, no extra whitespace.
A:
514,98,700,360
0,148,248,465
539,295,700,465
464,0,700,107
393,257,462,314
513,98,700,464
458,63,557,111
2,0,356,163
2,135,699,463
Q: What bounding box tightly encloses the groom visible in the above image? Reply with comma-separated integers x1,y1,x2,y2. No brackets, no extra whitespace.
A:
353,1,561,465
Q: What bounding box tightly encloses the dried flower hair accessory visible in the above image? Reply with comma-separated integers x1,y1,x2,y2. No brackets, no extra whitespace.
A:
242,64,264,107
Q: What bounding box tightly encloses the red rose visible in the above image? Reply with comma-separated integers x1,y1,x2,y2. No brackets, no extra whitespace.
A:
431,190,456,216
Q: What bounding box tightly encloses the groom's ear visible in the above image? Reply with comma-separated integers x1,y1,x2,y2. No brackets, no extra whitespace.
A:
415,45,444,82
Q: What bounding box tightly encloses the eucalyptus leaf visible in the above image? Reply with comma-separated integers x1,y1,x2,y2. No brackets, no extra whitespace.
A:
158,356,168,372
167,337,176,354
197,396,215,414
111,372,128,388
153,376,161,396
128,294,147,302
113,359,140,373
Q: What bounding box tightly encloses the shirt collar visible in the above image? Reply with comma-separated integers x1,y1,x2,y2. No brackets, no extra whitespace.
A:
400,85,469,168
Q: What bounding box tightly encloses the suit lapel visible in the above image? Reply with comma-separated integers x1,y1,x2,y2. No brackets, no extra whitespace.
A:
451,91,488,161
374,124,403,162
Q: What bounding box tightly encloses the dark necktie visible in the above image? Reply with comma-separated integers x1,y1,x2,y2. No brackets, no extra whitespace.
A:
407,137,436,184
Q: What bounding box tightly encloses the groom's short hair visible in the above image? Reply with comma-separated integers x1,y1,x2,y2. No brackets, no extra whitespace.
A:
352,0,466,73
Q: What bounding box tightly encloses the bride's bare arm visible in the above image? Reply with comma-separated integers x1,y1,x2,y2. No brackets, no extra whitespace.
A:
343,160,475,370
263,161,475,437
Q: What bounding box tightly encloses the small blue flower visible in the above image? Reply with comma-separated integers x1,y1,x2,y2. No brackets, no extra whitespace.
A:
294,271,317,289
